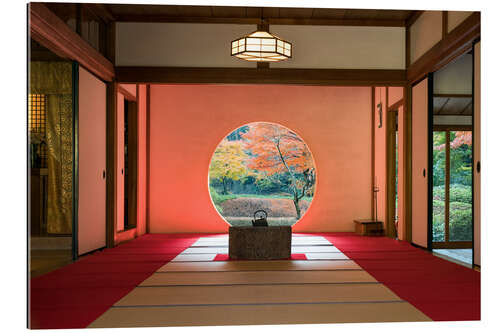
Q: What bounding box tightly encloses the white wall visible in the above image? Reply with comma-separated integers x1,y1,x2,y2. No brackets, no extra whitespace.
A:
270,25,405,69
78,66,107,255
410,11,442,64
448,11,473,33
412,78,429,248
116,23,255,67
116,22,405,69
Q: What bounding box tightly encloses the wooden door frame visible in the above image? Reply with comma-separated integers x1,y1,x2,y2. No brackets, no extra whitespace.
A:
123,96,138,231
386,106,398,239
115,86,138,235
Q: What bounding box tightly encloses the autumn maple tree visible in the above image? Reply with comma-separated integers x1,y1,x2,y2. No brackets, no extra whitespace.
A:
241,123,315,219
209,139,248,194
435,131,472,151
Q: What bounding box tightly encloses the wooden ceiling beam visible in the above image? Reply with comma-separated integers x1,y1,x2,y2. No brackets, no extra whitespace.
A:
30,2,114,81
435,97,451,115
112,15,406,27
459,100,473,114
115,67,407,86
405,10,424,27
83,3,116,23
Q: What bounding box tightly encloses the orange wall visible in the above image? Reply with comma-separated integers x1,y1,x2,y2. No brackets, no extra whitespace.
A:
149,85,372,233
388,87,403,107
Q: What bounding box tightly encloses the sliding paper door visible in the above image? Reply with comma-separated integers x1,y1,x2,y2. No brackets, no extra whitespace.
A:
473,41,481,266
412,78,430,248
78,66,107,255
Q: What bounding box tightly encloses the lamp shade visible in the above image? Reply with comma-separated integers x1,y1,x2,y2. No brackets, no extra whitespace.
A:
231,31,292,62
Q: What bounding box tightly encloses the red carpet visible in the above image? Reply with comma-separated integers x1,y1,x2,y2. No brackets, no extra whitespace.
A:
313,232,480,321
29,233,200,329
214,253,307,261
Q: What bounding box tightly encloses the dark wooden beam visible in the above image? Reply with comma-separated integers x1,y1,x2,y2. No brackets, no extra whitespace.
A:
405,10,424,28
106,82,117,248
436,97,451,114
113,15,406,27
460,100,473,114
84,3,116,23
29,3,114,82
407,12,480,84
115,67,407,86
434,93,472,98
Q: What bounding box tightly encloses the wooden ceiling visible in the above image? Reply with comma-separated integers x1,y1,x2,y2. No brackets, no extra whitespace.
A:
101,4,418,26
434,95,473,116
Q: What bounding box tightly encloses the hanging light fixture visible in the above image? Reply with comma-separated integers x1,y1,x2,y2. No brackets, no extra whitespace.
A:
230,11,292,62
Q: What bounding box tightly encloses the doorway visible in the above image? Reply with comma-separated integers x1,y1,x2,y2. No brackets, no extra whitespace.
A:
432,127,473,261
431,51,474,266
124,99,138,230
29,40,75,276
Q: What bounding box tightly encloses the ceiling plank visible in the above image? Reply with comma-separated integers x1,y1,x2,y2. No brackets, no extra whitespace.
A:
434,94,472,98
459,100,473,114
436,97,451,115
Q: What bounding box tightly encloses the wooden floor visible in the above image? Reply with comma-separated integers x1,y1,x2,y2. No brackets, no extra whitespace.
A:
89,235,431,327
30,249,73,278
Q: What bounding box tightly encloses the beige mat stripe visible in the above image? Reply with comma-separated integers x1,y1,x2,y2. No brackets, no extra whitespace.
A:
140,270,377,286
158,260,361,272
89,302,431,328
115,283,400,306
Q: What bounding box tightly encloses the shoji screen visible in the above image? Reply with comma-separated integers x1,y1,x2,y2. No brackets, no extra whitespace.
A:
473,42,481,266
412,78,430,248
78,66,107,255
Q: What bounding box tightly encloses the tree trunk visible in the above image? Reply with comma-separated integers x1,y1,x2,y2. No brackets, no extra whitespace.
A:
222,178,228,195
293,198,301,219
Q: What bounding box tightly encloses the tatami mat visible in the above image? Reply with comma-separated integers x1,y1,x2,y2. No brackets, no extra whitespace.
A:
181,245,341,254
88,234,434,328
140,270,378,286
189,235,332,248
171,254,217,262
158,260,362,272
305,252,349,260
114,283,401,306
89,301,430,327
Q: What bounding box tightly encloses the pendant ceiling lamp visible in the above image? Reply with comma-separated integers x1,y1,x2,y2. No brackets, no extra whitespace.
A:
230,15,292,62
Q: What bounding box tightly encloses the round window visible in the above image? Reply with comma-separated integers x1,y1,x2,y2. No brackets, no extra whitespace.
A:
208,122,316,226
